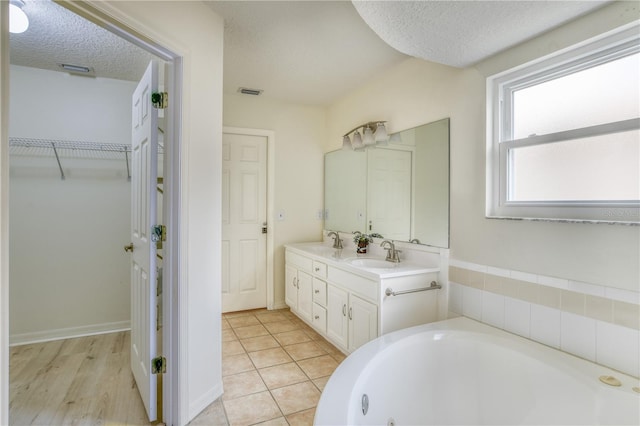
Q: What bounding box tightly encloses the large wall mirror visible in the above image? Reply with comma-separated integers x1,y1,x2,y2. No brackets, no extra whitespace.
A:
325,118,450,248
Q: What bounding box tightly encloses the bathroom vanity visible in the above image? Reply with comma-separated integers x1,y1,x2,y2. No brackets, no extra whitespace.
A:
285,242,442,354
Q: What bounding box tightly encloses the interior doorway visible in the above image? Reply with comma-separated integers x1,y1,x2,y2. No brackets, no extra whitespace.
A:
222,127,276,313
4,1,181,423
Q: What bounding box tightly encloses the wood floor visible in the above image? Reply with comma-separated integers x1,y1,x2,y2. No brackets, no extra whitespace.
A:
9,331,149,425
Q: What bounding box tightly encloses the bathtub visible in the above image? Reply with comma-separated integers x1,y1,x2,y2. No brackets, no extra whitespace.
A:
315,317,639,425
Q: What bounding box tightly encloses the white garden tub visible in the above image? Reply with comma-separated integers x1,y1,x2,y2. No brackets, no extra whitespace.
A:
315,317,639,425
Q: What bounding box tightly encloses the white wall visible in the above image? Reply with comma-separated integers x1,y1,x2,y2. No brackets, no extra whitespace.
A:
9,65,135,343
10,65,134,142
327,2,640,292
86,1,225,423
223,93,326,307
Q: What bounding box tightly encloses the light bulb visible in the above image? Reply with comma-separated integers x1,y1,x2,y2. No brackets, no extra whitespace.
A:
374,122,388,144
9,1,29,34
352,131,363,150
363,126,375,146
342,135,352,151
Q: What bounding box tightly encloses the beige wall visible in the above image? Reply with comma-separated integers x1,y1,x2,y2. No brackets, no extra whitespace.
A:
224,93,327,306
327,2,640,291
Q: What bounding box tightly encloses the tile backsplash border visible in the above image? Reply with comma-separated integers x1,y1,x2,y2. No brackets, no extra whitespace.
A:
448,259,640,379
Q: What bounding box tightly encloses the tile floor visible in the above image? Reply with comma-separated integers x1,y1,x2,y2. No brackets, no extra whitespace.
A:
217,308,346,426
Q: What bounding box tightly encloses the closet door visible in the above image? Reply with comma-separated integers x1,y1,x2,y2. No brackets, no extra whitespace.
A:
129,60,159,422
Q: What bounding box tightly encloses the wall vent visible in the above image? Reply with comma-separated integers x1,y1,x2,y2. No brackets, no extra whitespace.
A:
238,87,263,96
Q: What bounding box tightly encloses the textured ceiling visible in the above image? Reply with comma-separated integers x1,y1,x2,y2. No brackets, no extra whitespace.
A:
352,0,610,68
9,0,613,105
9,0,156,81
206,1,408,106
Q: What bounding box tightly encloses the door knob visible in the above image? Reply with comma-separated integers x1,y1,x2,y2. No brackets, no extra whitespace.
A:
124,243,134,253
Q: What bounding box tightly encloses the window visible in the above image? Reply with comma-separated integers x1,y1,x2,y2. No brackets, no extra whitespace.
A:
486,23,640,224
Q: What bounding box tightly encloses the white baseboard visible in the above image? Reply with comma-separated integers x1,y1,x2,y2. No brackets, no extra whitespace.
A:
272,301,288,310
189,382,223,423
9,320,131,346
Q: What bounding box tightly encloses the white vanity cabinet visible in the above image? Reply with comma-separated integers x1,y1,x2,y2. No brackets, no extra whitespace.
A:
327,285,378,352
326,285,348,348
348,294,377,352
312,277,328,333
285,253,313,322
285,243,442,355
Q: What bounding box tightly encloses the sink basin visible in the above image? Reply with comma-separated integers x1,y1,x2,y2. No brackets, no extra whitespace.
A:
346,258,396,269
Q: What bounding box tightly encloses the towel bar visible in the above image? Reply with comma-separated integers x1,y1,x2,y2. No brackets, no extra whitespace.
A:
385,281,441,297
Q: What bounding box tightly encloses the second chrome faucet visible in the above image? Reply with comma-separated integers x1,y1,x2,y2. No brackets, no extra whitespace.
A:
380,240,401,263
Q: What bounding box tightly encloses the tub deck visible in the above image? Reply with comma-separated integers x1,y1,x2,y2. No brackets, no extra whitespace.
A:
315,317,639,425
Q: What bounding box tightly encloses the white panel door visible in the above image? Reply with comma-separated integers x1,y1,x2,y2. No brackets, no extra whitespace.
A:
130,61,158,422
367,149,412,240
222,133,267,312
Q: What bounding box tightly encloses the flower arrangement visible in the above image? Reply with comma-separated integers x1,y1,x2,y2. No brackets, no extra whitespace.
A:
353,233,373,254
353,233,373,245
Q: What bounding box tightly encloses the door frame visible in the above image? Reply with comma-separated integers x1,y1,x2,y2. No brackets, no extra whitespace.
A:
223,127,275,309
0,1,183,424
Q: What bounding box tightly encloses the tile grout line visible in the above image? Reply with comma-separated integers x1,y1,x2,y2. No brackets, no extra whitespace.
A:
222,309,341,424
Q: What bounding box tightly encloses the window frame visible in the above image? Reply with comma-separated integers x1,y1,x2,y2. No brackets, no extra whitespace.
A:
486,22,640,224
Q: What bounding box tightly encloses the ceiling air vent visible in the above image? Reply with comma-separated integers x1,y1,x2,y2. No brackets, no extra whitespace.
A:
238,87,263,96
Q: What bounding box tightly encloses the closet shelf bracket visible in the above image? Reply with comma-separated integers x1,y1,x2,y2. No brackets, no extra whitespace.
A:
51,142,66,180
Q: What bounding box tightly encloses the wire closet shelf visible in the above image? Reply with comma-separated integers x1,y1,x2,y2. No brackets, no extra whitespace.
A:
8,136,164,181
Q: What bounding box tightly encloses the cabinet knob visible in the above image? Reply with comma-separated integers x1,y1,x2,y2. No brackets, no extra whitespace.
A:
314,315,320,320
314,289,319,294
342,304,346,316
315,267,320,272
349,307,353,320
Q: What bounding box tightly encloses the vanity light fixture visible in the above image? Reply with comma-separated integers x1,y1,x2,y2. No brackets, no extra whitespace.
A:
9,0,29,34
342,121,389,151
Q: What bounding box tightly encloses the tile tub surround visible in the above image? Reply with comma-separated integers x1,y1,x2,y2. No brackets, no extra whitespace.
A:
448,260,640,378
221,308,345,426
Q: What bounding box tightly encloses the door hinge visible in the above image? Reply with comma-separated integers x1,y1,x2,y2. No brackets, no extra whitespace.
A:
152,92,168,109
262,222,268,234
152,356,166,374
152,225,166,249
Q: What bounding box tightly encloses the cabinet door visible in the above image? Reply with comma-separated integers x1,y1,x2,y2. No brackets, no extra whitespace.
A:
326,285,349,350
349,295,378,352
297,270,313,321
285,264,298,310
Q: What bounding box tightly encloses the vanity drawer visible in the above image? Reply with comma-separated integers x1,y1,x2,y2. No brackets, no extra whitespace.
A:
327,267,377,302
312,261,327,278
312,303,327,334
313,278,327,306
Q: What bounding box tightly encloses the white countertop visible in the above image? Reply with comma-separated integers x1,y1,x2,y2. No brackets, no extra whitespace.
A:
285,242,440,280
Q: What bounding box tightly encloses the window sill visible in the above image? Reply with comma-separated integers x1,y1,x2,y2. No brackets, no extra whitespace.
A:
485,215,639,226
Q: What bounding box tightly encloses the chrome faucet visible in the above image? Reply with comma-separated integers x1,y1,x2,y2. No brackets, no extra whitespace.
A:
380,240,401,263
327,231,343,249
